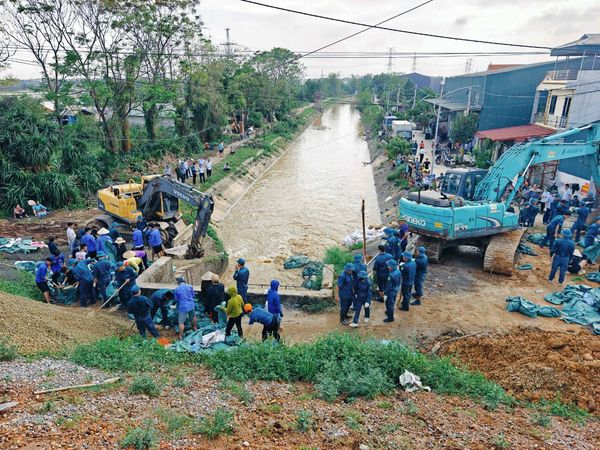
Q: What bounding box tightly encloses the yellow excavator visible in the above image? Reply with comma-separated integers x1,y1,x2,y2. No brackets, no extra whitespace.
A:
87,175,214,257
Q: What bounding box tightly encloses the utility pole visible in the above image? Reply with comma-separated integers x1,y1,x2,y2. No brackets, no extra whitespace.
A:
466,86,472,115
432,77,446,176
225,28,232,55
386,47,394,73
412,84,417,108
464,58,472,73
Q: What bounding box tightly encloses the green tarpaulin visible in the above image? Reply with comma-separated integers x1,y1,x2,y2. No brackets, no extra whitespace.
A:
585,272,600,283
506,296,561,318
527,233,545,246
517,244,537,256
543,285,600,334
283,255,311,269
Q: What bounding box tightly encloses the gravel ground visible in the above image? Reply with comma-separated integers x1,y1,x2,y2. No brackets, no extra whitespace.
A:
0,358,108,387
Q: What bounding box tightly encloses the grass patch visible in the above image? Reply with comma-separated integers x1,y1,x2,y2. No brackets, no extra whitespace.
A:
129,375,161,398
202,332,513,406
0,271,43,301
294,409,313,433
323,246,354,274
0,337,18,361
206,225,227,256
121,420,158,449
218,379,254,405
156,408,193,437
493,432,510,449
70,336,188,372
192,408,234,439
537,398,590,424
344,410,363,430
347,242,363,251
530,411,551,427
300,298,335,313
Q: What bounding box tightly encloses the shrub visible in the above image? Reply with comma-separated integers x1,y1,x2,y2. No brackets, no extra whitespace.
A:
193,408,234,439
203,333,514,405
218,379,254,405
129,375,161,398
121,420,158,449
323,246,354,274
71,336,188,372
0,337,18,361
385,137,411,161
295,409,313,433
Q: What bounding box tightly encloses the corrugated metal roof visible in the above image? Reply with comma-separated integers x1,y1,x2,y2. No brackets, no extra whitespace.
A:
452,60,558,78
486,64,523,71
475,124,554,142
424,98,481,111
552,34,600,56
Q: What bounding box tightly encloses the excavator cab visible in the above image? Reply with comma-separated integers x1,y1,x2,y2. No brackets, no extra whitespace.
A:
439,168,488,201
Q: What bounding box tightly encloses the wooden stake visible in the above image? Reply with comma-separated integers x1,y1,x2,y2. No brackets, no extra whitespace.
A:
361,199,367,262
33,377,120,395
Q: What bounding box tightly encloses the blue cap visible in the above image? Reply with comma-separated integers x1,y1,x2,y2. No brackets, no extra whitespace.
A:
358,270,368,279
387,259,398,268
417,246,426,254
353,253,363,263
68,258,77,266
131,285,140,295
176,276,186,283
116,261,124,268
402,251,412,260
383,227,394,236
562,229,572,237
237,258,245,265
343,263,354,272
96,251,106,258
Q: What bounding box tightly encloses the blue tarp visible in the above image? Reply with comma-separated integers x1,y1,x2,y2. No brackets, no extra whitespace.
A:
543,285,600,334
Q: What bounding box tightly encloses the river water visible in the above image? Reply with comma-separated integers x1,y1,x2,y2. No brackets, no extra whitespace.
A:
218,103,381,287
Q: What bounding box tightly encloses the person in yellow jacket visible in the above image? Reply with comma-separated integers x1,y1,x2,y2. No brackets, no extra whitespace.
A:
223,285,245,338
123,251,145,274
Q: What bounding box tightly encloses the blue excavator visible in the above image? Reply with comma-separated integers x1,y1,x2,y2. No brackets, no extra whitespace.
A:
399,123,600,275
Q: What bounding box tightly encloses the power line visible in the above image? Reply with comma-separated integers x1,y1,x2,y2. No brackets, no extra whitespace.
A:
239,0,552,50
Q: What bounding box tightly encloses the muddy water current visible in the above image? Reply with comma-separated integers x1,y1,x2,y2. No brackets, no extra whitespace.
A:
218,104,381,287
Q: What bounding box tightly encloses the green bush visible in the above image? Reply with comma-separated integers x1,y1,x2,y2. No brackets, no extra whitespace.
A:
323,246,354,274
121,420,158,449
193,408,234,439
203,333,514,405
70,336,188,372
385,137,411,161
0,337,18,361
129,375,161,398
294,409,313,432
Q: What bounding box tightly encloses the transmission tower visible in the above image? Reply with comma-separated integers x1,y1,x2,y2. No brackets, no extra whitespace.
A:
386,47,394,73
411,52,417,73
464,58,473,73
225,28,232,55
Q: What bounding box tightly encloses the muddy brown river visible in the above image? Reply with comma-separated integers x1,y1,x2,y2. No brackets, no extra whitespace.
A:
218,104,381,286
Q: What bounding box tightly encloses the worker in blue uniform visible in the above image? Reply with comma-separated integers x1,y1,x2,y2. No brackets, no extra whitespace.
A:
96,228,112,254
92,251,113,303
384,259,401,323
233,258,250,301
570,203,591,242
35,257,53,304
584,220,600,248
115,261,138,308
540,215,564,249
128,285,159,338
352,253,367,279
399,251,416,311
337,263,354,325
350,270,371,327
149,289,173,329
372,244,393,302
73,258,96,307
398,221,410,253
383,228,400,261
80,228,97,259
549,229,575,284
412,246,428,305
555,199,571,217
132,227,145,251
148,224,164,259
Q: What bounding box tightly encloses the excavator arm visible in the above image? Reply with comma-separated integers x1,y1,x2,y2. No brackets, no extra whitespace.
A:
138,176,214,258
474,123,600,205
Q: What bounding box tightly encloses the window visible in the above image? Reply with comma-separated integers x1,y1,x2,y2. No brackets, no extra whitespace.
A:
441,173,462,195
464,175,473,198
562,97,572,117
548,95,558,115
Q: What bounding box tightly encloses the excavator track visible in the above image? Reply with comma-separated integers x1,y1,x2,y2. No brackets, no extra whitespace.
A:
483,228,526,276
414,235,444,264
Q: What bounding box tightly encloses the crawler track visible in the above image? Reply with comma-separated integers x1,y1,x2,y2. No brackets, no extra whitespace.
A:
415,235,444,263
482,228,526,276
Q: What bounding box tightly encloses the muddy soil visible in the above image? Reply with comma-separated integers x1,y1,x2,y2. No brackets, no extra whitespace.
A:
1,364,598,449
0,292,131,354
442,329,600,411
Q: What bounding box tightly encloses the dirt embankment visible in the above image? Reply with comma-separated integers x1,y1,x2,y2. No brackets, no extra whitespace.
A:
0,292,131,354
442,329,600,411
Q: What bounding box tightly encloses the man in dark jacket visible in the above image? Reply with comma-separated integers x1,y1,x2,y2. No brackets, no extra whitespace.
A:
73,258,95,307
233,258,250,301
372,245,393,302
266,279,283,321
570,203,590,242
247,304,280,342
549,229,575,284
149,289,173,329
350,270,371,327
92,251,112,303
400,251,416,311
337,263,354,325
115,261,138,308
384,259,401,323
128,285,159,338
204,274,225,324
412,246,428,305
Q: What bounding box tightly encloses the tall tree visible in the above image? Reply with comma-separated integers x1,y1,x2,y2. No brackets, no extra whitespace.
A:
4,0,75,124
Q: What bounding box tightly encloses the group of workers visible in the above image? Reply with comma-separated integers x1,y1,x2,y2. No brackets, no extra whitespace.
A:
337,231,428,326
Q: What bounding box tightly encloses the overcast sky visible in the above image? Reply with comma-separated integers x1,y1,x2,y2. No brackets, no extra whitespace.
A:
3,0,600,80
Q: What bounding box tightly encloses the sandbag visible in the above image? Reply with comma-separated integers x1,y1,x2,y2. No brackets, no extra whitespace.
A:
526,233,545,245
506,296,561,318
283,255,311,269
585,272,600,283
517,244,537,256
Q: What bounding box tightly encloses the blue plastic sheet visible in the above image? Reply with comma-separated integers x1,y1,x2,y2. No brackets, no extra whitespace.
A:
543,285,600,334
